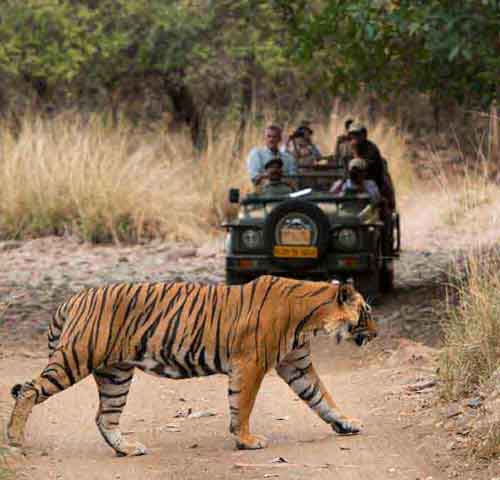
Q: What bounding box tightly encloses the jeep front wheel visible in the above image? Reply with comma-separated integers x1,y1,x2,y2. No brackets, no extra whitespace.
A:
379,262,395,293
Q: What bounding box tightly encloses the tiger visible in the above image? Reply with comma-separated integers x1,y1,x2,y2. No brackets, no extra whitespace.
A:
7,275,377,457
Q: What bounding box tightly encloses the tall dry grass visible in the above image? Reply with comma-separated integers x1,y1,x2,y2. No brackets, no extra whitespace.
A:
0,111,413,244
440,251,500,461
0,114,250,243
430,149,500,227
437,109,500,393
427,108,500,226
440,252,500,399
433,110,500,461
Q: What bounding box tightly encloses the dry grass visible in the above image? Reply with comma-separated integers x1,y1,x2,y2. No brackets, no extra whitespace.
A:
433,109,500,463
0,111,414,244
428,109,500,227
0,468,12,480
0,449,13,480
0,114,250,243
439,251,500,399
431,153,499,227
476,422,500,460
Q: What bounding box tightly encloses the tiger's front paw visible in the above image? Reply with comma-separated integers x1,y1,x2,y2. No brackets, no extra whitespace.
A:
236,434,268,450
331,417,363,435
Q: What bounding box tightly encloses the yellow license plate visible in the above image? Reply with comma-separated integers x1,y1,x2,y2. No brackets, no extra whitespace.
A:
273,246,318,258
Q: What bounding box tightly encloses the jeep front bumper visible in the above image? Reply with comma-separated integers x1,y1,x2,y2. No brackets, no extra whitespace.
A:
225,252,378,275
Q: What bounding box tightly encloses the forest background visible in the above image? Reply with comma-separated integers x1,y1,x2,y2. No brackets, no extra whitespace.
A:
0,0,498,243
0,0,498,142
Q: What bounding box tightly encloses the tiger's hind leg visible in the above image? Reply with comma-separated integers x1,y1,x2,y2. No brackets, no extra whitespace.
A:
228,359,267,450
7,349,89,448
93,364,147,457
276,344,362,435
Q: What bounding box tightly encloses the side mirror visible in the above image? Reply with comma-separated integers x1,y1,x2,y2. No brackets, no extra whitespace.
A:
229,188,240,204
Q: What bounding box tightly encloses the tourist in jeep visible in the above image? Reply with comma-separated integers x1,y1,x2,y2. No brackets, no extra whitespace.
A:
259,157,295,196
333,118,354,161
284,121,321,167
247,124,297,186
330,158,380,204
339,122,396,209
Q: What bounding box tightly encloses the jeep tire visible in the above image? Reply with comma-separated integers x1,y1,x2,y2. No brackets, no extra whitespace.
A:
225,270,256,286
379,262,395,293
263,199,331,269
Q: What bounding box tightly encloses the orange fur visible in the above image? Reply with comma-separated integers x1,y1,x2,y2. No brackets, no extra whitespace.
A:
7,275,376,456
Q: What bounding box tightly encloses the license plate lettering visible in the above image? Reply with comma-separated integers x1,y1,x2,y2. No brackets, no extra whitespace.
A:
273,246,318,258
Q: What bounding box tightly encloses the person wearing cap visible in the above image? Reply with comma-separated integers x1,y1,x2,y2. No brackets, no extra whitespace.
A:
247,125,297,186
260,157,295,196
342,122,396,209
284,121,321,167
330,157,380,203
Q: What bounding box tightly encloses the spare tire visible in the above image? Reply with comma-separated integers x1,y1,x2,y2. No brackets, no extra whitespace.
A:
263,199,331,269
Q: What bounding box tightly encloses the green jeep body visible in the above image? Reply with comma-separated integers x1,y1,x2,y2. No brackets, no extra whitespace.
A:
223,167,400,298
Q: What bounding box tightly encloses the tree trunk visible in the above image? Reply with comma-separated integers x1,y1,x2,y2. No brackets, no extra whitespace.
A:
23,74,50,112
163,75,202,147
0,76,7,118
234,67,254,157
432,100,440,134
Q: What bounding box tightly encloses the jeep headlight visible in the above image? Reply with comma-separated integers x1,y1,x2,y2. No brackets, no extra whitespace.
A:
224,233,232,253
241,229,262,249
337,228,357,249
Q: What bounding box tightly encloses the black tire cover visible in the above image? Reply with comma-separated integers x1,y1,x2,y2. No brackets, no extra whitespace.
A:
263,199,331,269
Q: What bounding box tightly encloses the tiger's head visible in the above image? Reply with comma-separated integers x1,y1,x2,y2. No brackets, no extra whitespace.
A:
305,281,377,347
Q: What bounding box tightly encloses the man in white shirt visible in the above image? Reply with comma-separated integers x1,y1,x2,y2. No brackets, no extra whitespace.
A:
330,158,381,204
247,125,297,186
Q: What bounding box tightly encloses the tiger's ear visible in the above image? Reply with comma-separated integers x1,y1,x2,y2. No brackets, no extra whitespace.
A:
337,282,355,306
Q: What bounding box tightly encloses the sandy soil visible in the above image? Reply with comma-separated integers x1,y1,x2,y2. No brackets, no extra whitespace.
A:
1,190,499,480
0,337,444,480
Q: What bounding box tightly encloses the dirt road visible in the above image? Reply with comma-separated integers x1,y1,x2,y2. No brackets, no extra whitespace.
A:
0,249,448,480
1,334,444,480
1,190,499,479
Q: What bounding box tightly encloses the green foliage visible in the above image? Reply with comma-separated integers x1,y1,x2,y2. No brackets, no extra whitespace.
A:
390,0,499,107
292,0,500,107
86,1,212,80
0,1,99,83
0,0,497,119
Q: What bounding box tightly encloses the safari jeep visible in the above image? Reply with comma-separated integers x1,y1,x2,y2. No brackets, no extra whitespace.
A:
222,166,400,298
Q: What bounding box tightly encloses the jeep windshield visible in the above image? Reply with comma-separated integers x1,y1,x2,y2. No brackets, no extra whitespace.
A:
286,167,345,191
239,192,376,221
